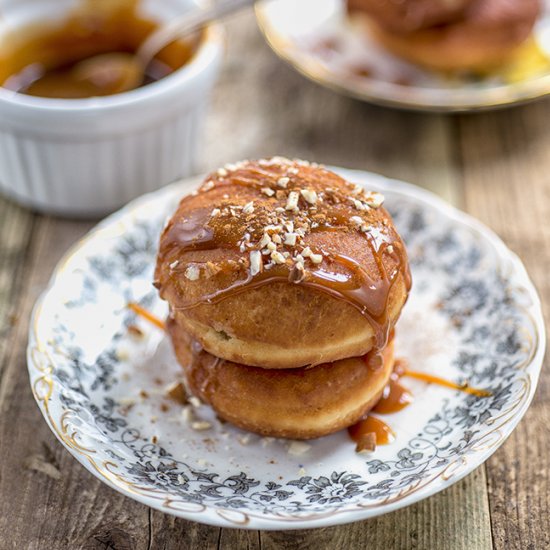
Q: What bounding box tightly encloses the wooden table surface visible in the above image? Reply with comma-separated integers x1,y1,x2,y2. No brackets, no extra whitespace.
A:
1,12,549,550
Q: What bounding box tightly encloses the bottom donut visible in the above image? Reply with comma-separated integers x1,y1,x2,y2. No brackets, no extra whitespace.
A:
167,317,395,440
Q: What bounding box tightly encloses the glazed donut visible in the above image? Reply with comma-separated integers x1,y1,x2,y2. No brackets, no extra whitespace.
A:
364,0,541,72
155,158,410,369
347,0,475,33
168,317,395,439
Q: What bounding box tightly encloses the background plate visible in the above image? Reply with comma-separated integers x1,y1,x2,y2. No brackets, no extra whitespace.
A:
27,168,545,529
256,0,550,112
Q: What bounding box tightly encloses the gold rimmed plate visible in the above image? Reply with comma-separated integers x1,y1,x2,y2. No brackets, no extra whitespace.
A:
256,0,550,112
27,168,544,529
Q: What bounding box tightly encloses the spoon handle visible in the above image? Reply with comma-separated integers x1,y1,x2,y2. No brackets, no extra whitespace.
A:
138,0,256,65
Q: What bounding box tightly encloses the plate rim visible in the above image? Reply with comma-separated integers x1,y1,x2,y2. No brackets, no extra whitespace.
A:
27,168,546,530
255,0,550,112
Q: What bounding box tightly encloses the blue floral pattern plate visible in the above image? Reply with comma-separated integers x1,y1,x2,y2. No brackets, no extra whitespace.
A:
27,168,545,530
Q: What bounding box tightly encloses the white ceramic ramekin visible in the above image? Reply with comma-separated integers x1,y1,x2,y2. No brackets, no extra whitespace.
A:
0,0,222,217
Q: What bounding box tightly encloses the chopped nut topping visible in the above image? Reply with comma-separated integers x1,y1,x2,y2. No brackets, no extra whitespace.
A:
284,232,297,246
191,421,212,431
169,260,179,269
259,233,272,248
351,198,366,211
387,245,394,254
277,176,290,188
242,201,255,215
189,396,202,408
365,192,384,208
310,253,323,264
261,187,275,197
285,191,299,211
272,233,282,244
165,381,188,405
287,441,311,456
301,246,312,258
210,208,221,217
271,250,286,264
355,432,376,454
300,189,317,205
250,250,262,276
238,434,252,445
350,216,363,227
217,168,228,177
184,265,200,281
181,406,193,423
127,325,144,339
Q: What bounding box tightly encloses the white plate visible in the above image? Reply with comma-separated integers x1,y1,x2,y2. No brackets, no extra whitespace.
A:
256,0,550,112
28,168,545,529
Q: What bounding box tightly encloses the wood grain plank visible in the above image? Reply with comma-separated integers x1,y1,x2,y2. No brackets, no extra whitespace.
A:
260,468,491,550
148,510,221,550
0,196,34,381
458,100,550,550
0,216,153,550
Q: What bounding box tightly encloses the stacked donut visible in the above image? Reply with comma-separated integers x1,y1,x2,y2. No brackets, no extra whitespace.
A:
155,158,411,439
348,0,541,72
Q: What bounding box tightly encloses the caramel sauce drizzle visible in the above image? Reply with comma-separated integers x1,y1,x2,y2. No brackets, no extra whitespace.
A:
349,358,491,450
127,302,166,331
403,369,492,398
160,203,411,358
348,415,395,446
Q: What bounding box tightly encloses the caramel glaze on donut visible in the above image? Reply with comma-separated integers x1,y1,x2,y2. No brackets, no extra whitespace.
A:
155,158,411,369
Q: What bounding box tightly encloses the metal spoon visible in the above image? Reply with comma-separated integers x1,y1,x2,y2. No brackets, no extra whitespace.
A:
72,0,255,95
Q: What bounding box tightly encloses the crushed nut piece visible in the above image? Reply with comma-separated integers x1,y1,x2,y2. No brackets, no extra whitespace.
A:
189,396,202,408
261,187,275,197
242,201,254,215
127,325,144,339
310,253,323,264
191,421,212,431
355,432,376,454
284,232,297,246
181,406,193,423
288,441,311,456
271,250,286,264
238,434,252,445
259,233,272,248
285,191,299,211
249,250,262,276
300,189,317,205
277,176,290,188
165,381,188,405
185,265,200,281
365,192,384,208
